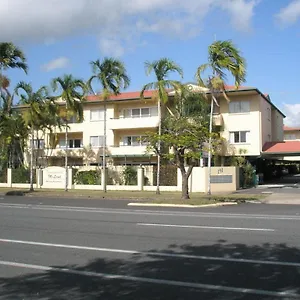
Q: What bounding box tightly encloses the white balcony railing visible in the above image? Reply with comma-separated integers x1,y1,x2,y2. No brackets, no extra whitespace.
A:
109,146,152,156
110,117,159,130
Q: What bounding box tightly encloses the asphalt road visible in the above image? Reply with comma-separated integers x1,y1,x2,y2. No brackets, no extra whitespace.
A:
0,196,300,299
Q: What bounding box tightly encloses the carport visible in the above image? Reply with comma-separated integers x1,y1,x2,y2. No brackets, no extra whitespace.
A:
259,141,300,183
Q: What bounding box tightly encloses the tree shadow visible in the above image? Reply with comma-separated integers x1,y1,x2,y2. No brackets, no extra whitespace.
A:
0,241,299,299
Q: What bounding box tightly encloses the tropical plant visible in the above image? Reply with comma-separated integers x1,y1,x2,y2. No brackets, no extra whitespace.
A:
140,58,183,194
145,86,215,199
15,82,49,191
196,40,247,194
0,42,28,94
87,58,130,192
51,74,87,191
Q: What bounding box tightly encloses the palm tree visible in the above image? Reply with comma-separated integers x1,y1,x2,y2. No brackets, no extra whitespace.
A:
140,58,183,195
87,58,130,192
15,82,49,192
52,74,87,191
196,40,247,195
0,43,28,94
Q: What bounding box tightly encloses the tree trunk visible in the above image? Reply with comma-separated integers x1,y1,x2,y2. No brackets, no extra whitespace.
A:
102,100,107,193
181,173,189,200
156,98,161,195
29,127,34,192
65,102,68,192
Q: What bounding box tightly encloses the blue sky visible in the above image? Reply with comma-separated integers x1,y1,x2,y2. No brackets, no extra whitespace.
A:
2,0,300,125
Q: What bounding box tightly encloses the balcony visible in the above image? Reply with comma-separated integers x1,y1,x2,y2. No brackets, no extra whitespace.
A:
213,114,223,126
109,146,152,157
110,117,159,130
45,147,84,157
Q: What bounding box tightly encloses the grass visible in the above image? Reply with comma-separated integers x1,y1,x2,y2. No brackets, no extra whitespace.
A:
0,187,265,204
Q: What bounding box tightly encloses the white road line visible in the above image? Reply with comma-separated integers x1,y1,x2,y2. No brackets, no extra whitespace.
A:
137,223,275,232
0,202,300,221
2,238,299,268
0,260,297,298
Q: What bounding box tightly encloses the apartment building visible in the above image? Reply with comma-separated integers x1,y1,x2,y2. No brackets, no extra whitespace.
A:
30,91,159,167
25,84,286,167
207,85,284,159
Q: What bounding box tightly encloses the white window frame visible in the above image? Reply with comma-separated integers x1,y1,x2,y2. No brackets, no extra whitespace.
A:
229,101,250,114
90,109,104,121
123,107,158,118
59,139,82,149
122,135,148,146
229,131,250,144
90,136,104,147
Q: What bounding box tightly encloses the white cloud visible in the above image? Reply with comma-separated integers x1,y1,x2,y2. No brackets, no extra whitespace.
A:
41,57,70,72
220,0,258,32
0,0,259,55
283,103,300,126
276,0,300,26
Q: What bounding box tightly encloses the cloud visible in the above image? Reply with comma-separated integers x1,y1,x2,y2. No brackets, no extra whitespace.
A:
275,0,300,26
220,0,258,32
0,0,259,55
283,103,300,126
41,57,70,72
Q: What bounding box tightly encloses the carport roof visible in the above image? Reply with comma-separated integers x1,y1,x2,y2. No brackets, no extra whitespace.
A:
263,141,300,154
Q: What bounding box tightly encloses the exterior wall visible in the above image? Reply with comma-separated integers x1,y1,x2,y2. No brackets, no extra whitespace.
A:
271,109,284,141
2,166,240,193
219,94,261,156
260,96,272,145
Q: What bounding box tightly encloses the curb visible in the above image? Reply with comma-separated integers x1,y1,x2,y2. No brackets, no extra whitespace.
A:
127,202,238,208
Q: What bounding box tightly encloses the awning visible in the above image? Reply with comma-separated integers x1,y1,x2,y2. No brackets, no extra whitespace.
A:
263,141,300,156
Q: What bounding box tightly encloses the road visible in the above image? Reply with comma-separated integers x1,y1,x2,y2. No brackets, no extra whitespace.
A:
0,196,300,299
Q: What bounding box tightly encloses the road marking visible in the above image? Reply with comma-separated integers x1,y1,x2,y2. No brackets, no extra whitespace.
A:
2,238,299,268
0,260,297,298
0,202,300,221
137,223,275,232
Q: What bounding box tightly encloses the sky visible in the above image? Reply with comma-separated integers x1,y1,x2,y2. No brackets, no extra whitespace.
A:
1,0,300,126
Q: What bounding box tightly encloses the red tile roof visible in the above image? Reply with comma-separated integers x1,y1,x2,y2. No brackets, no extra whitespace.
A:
85,86,252,102
283,126,300,131
86,90,157,102
263,141,300,154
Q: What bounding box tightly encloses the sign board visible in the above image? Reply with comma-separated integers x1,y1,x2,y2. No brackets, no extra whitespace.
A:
42,167,65,188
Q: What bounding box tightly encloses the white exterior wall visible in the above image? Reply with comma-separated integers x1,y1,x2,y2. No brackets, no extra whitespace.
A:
260,96,272,145
219,95,261,156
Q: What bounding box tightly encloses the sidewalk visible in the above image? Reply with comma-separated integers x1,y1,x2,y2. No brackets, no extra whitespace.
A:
263,193,300,205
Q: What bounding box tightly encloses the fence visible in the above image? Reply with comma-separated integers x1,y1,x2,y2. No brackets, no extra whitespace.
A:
0,166,240,193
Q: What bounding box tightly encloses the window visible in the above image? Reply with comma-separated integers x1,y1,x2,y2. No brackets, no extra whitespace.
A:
59,139,82,148
31,139,45,149
123,107,158,118
90,136,104,147
229,131,250,144
229,101,250,113
90,109,104,121
122,135,148,146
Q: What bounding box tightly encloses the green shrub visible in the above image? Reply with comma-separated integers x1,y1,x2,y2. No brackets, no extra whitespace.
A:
0,169,7,183
123,166,137,185
12,167,36,184
74,170,101,185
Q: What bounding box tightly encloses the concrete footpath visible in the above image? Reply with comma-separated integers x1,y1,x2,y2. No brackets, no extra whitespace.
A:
263,192,300,204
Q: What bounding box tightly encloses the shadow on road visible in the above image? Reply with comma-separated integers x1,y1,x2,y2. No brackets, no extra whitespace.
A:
0,242,299,299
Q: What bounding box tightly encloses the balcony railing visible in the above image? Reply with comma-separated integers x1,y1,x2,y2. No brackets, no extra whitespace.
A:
110,116,159,130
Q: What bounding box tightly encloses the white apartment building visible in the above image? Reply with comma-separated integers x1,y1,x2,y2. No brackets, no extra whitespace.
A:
24,84,286,167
